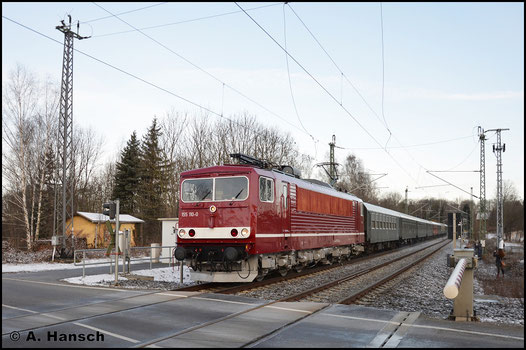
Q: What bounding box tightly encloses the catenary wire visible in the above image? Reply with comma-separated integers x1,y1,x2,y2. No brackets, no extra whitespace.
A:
282,4,318,157
338,134,474,150
236,2,419,185
2,15,316,163
379,2,392,149
240,3,481,198
285,3,469,192
81,2,168,24
91,2,317,143
286,3,391,136
91,3,282,38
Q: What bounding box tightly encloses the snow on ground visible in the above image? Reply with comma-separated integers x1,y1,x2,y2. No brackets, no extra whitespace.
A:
61,266,194,288
2,258,147,273
63,273,128,286
128,265,193,282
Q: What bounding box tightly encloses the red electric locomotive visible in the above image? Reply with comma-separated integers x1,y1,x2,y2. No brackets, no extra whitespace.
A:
174,154,364,282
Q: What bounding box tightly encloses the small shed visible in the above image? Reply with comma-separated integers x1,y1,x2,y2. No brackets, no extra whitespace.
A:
66,212,144,248
158,218,179,263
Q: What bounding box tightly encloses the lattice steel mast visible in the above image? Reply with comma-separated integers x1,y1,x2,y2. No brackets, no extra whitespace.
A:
53,16,89,256
477,126,487,242
488,128,509,248
329,135,338,186
315,134,340,187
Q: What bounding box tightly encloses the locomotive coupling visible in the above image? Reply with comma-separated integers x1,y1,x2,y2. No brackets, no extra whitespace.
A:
224,247,238,261
174,246,186,261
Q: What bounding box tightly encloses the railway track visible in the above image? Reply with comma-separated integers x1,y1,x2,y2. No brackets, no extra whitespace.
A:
175,238,448,300
174,245,399,294
279,238,450,304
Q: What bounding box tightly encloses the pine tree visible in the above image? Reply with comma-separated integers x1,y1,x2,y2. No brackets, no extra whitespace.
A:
137,118,168,244
112,131,141,214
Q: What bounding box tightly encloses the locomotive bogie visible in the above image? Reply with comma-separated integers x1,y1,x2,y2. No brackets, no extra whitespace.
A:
188,255,259,283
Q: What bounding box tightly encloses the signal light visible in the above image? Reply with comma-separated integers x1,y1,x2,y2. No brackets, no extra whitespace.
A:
102,202,116,219
230,228,238,237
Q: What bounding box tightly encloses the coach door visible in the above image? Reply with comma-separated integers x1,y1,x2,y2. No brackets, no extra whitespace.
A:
281,182,291,249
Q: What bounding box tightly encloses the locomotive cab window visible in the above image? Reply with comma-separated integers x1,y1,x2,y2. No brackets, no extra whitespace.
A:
181,176,248,202
215,176,248,201
259,176,274,202
182,178,213,202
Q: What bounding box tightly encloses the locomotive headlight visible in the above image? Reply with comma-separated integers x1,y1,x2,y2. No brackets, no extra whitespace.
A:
209,205,217,213
178,229,186,238
240,228,250,238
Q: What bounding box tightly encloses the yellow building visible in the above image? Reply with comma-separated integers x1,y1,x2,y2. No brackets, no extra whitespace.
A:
66,212,144,248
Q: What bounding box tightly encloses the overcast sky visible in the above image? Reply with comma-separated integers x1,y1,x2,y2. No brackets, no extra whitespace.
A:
2,2,524,203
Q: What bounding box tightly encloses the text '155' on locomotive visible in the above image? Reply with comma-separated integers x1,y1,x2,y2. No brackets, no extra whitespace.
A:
174,154,447,283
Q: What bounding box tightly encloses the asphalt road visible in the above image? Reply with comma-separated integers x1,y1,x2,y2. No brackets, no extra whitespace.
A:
2,262,524,348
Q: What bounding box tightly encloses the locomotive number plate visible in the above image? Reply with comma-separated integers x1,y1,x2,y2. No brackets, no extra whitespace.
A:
181,211,199,217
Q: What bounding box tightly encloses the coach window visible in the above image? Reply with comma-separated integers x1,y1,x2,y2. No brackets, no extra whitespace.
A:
259,176,274,202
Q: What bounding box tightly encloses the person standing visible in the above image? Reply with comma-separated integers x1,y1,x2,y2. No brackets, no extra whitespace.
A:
494,248,505,277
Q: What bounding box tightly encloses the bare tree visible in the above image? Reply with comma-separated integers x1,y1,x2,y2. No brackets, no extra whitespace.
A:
336,153,379,203
378,191,404,211
72,126,104,213
160,110,188,216
2,64,53,249
32,78,59,241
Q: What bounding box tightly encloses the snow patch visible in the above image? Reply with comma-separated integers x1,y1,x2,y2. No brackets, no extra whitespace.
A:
64,273,128,286
61,266,194,287
2,258,147,273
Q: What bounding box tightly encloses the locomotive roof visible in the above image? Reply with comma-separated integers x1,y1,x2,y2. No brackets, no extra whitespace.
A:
181,164,255,176
364,202,445,227
285,172,363,203
181,164,363,203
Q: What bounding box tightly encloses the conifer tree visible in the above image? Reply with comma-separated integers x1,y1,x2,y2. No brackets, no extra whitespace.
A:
137,118,168,243
112,131,141,215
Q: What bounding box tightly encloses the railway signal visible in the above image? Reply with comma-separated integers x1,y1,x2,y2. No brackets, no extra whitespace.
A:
102,202,117,219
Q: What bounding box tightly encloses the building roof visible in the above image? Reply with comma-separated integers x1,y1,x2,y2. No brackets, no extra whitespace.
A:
76,212,145,223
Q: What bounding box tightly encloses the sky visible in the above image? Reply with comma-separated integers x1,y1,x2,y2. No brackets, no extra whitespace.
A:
2,2,524,204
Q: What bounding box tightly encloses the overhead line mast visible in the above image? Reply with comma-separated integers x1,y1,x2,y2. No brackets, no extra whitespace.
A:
53,16,89,259
477,126,487,242
487,128,509,249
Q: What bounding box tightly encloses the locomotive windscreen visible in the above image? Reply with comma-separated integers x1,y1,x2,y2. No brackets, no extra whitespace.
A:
182,176,248,202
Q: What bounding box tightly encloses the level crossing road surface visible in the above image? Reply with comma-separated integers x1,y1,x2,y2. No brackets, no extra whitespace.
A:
2,266,524,348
